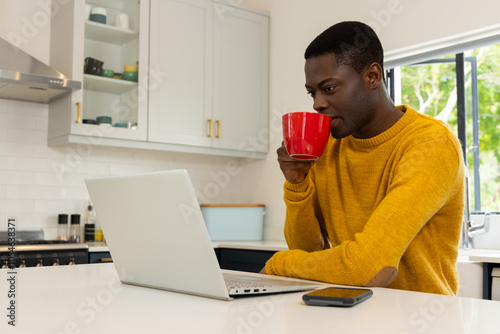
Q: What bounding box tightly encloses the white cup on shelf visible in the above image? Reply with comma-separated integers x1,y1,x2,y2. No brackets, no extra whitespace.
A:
115,13,130,30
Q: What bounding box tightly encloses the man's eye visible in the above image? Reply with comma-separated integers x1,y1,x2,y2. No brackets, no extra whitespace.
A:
324,86,335,93
307,91,316,97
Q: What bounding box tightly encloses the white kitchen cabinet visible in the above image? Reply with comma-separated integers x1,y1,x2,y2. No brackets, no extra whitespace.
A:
148,0,269,155
212,3,269,153
457,258,484,299
148,0,214,148
48,0,269,159
49,0,150,143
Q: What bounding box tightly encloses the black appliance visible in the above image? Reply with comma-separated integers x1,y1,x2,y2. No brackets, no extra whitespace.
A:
0,230,88,268
0,244,88,268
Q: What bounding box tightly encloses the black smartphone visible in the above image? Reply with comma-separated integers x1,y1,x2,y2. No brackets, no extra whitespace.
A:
302,287,373,307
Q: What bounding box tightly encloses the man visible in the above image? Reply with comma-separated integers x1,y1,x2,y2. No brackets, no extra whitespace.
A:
262,21,465,295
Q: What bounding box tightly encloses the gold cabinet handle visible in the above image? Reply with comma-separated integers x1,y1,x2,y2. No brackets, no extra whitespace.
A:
215,120,221,138
75,102,82,123
207,119,213,137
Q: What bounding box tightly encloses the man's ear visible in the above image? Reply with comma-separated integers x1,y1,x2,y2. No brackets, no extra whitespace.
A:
364,62,383,89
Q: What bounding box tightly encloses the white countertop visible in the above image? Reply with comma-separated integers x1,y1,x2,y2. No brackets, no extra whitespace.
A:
213,240,289,251
86,242,109,252
460,249,500,264
88,239,500,264
213,240,500,262
86,240,288,253
1,263,500,333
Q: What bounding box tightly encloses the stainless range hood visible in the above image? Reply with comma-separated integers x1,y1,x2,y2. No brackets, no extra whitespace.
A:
0,37,81,104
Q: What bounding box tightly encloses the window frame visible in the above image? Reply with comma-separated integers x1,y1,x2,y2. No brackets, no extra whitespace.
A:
386,54,483,211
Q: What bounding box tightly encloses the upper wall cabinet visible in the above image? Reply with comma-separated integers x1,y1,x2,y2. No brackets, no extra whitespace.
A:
48,0,269,159
49,0,149,144
212,2,269,153
148,0,214,148
148,0,269,155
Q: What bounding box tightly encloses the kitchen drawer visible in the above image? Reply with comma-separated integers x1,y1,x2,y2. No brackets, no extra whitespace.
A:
492,268,500,300
481,262,500,299
217,248,277,273
89,251,112,264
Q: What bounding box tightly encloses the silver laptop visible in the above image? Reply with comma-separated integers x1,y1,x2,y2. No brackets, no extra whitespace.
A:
84,170,321,301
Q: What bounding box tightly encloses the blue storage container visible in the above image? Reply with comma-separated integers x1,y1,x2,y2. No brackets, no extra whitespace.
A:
200,204,265,241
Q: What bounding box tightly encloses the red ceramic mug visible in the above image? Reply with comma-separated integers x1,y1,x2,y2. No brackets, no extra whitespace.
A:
282,112,331,160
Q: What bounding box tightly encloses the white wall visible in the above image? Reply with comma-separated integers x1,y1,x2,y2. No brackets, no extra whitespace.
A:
241,0,500,239
0,0,53,63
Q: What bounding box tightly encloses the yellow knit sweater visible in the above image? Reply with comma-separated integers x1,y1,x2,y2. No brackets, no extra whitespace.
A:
265,105,465,295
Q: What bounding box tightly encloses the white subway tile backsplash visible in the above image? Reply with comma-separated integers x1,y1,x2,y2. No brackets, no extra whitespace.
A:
132,150,176,168
48,146,99,167
7,156,55,173
36,172,86,187
7,185,89,200
7,100,48,117
36,116,49,131
0,142,38,157
7,185,55,200
0,100,247,228
0,157,8,169
34,200,88,215
34,147,71,161
85,146,134,163
0,113,38,130
0,215,46,230
7,128,47,144
6,214,63,230
0,171,37,185
0,199,35,213
47,157,111,177
173,152,233,169
61,187,92,200
71,161,111,175
109,163,155,175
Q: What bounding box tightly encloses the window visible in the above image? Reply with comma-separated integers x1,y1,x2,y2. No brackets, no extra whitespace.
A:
387,42,500,213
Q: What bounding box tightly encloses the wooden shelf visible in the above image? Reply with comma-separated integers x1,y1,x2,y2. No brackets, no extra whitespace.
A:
83,74,137,94
85,20,138,45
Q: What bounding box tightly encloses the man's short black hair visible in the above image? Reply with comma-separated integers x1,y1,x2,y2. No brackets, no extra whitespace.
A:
305,21,384,73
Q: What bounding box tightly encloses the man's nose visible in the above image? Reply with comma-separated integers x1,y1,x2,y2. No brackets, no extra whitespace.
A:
313,94,328,112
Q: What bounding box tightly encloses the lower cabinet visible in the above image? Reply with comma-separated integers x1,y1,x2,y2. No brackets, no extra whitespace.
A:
483,262,500,300
215,248,277,273
89,248,276,271
89,251,113,264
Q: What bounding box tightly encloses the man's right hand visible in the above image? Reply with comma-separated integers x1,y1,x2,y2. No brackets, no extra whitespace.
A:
277,142,316,184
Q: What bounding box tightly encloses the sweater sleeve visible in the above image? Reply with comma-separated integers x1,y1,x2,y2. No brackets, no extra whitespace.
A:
265,133,464,287
282,169,329,252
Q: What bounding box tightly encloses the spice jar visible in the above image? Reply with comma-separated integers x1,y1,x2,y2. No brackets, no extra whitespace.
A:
57,214,68,241
69,214,81,243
